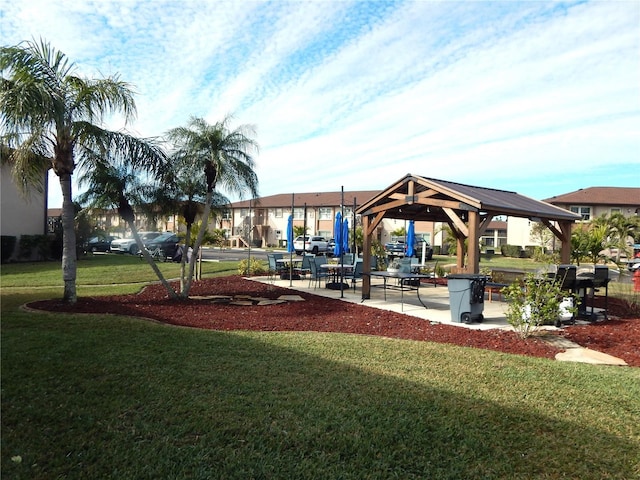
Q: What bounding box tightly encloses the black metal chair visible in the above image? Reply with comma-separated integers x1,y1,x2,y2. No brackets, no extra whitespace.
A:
553,265,577,324
555,265,577,293
590,266,610,319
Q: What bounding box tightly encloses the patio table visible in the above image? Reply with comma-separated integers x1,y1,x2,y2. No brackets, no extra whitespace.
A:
366,271,434,311
321,263,353,290
277,258,303,280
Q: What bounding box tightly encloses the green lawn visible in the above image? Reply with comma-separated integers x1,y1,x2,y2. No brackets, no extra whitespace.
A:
2,256,639,479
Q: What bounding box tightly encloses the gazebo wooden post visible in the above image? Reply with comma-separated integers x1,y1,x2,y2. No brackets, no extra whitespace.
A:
456,235,465,271
542,219,574,265
467,210,480,274
559,221,573,264
362,215,372,299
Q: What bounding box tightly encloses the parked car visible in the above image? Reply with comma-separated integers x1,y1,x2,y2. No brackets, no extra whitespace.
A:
327,238,336,253
142,232,181,259
384,240,406,257
384,238,433,260
84,235,119,253
293,235,330,255
110,231,162,255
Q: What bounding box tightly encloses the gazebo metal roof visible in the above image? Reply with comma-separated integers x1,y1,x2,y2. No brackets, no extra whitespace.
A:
356,175,580,223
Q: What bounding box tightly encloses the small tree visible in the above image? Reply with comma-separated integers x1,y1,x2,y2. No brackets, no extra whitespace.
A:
503,272,577,338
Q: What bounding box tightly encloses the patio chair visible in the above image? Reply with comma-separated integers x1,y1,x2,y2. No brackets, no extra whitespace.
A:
554,265,577,323
308,259,329,289
339,253,354,265
266,254,279,281
344,259,364,291
555,265,577,293
589,266,610,319
299,254,314,278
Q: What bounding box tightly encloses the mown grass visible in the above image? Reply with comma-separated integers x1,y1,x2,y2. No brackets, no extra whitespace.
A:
2,255,639,479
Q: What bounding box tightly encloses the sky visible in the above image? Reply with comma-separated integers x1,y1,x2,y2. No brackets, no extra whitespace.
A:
2,0,639,208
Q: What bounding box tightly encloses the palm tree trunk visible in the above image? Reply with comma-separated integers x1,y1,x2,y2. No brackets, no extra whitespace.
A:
179,225,193,295
59,174,77,304
180,192,213,298
128,222,179,300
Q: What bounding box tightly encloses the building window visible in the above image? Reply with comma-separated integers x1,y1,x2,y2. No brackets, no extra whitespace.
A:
319,207,332,220
570,206,591,221
293,208,304,220
610,208,621,215
273,208,283,218
240,208,249,217
222,210,231,220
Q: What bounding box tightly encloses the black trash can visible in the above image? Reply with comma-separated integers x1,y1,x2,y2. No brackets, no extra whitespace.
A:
447,274,488,323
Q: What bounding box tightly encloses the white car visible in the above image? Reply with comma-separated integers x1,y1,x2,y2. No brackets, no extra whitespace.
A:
293,235,329,255
110,231,162,255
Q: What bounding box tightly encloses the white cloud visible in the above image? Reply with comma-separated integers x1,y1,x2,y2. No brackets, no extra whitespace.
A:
1,0,638,206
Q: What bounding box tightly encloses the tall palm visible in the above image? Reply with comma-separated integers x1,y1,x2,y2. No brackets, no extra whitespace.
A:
165,116,259,297
1,39,137,303
153,151,231,295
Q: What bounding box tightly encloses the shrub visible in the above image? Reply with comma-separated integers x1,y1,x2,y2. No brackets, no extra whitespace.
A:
18,235,51,260
500,244,522,258
1,236,17,262
502,272,578,339
237,258,267,276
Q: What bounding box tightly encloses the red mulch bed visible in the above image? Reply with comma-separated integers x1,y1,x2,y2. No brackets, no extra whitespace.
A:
27,276,640,367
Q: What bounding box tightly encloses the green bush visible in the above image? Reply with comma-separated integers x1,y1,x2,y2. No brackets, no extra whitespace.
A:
237,258,267,276
1,235,16,262
500,244,523,258
502,272,578,338
18,234,51,260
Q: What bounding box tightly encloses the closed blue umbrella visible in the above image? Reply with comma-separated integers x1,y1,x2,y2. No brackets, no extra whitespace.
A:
342,219,349,254
333,212,342,256
406,220,415,257
286,215,294,253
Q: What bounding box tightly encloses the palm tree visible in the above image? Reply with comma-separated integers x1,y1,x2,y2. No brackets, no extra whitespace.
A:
606,213,640,264
1,39,137,303
152,150,232,296
75,134,178,298
165,116,259,298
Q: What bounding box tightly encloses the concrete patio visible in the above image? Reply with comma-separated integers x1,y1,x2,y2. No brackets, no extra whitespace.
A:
252,274,515,331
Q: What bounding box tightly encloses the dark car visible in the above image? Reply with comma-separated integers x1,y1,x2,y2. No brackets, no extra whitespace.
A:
143,232,180,258
384,240,406,257
84,235,119,253
384,239,433,260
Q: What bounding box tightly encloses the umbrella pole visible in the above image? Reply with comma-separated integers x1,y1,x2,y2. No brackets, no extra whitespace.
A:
340,186,344,298
290,193,294,287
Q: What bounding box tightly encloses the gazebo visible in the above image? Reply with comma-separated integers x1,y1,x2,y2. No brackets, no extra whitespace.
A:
356,174,581,300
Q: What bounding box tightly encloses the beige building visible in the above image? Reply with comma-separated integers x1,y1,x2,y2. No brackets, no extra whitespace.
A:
544,187,640,221
227,191,438,249
1,163,48,260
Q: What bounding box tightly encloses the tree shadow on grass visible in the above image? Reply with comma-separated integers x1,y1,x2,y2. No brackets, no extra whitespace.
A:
2,314,638,480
